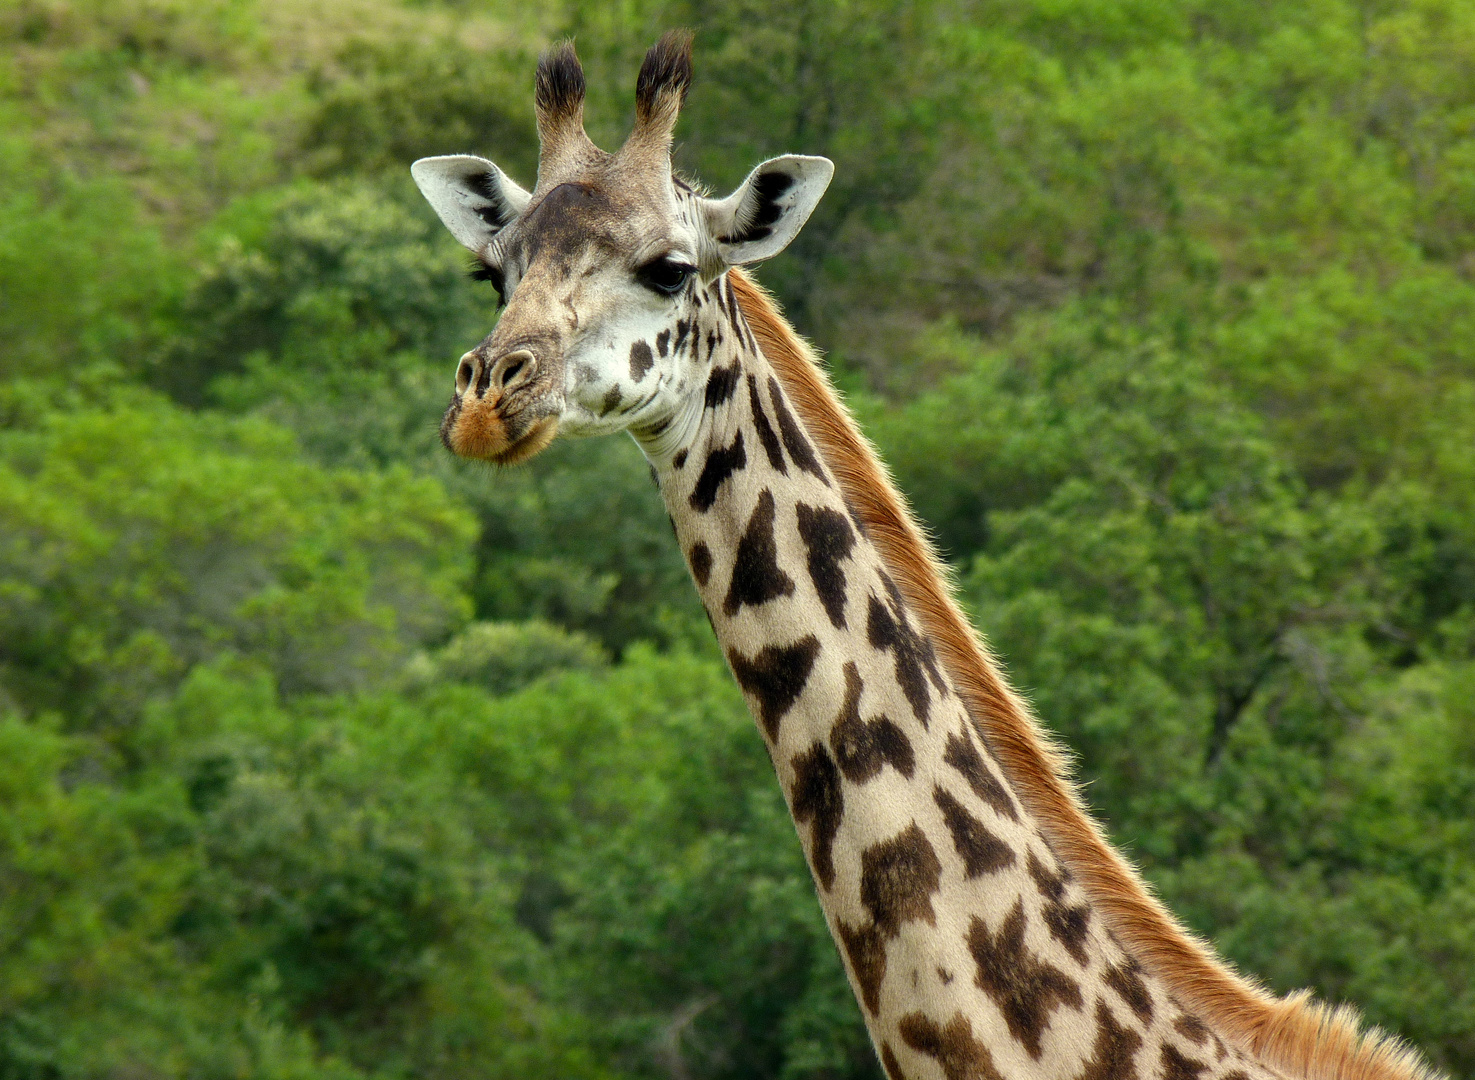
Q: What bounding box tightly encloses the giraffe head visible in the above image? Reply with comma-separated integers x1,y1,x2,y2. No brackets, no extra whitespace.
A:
412,32,832,464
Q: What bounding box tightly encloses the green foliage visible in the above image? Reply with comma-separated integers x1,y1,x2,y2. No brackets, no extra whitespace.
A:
0,135,177,382
298,36,538,183
417,619,607,694
2,0,1475,1076
161,180,485,411
0,393,474,727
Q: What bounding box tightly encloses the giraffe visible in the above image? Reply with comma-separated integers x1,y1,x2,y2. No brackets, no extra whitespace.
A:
411,32,1440,1080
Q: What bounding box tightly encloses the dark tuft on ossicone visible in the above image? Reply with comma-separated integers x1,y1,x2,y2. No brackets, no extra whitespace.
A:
635,29,693,124
535,39,586,122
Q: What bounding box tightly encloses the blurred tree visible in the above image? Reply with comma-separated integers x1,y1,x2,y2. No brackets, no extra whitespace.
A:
1,0,1473,1075
298,36,539,184
0,134,177,383
416,619,607,695
0,392,474,728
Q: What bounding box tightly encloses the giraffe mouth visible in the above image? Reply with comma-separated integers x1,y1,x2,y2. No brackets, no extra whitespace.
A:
487,415,560,465
440,394,561,465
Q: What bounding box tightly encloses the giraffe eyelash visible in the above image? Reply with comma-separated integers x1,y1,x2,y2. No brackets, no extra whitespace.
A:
468,260,506,305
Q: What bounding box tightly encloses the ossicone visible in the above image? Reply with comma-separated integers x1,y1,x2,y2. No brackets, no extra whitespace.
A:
534,39,602,180
535,39,586,129
628,29,693,153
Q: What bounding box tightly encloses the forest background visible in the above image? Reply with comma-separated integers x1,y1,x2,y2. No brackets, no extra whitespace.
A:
2,0,1474,1077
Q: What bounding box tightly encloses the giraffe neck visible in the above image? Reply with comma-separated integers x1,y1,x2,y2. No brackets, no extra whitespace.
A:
644,272,1275,1080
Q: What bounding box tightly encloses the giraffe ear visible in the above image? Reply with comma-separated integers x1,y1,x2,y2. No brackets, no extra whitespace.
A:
412,155,532,253
701,155,834,266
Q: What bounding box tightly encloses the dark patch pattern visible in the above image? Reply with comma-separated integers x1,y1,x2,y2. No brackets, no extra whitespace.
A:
867,582,947,724
1026,849,1069,901
629,340,654,381
1043,900,1092,966
859,824,942,935
790,742,844,890
768,376,829,483
966,899,1083,1059
1104,959,1153,1023
727,635,820,740
672,448,688,470
1161,1045,1209,1080
838,922,887,1015
601,385,623,415
880,1043,907,1080
723,490,795,616
674,318,691,355
796,503,856,629
830,663,915,783
688,542,712,587
932,786,1015,878
1173,1015,1209,1046
1172,1014,1227,1061
747,375,788,473
656,329,670,357
689,431,747,512
1072,999,1143,1080
1026,849,1092,964
725,277,756,351
705,361,741,408
943,728,1020,821
719,169,796,245
897,1012,1006,1080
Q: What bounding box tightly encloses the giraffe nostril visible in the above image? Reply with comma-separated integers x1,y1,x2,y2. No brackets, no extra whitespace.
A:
456,356,475,395
490,350,537,393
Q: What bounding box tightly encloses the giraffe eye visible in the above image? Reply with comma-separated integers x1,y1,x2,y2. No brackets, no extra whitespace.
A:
637,256,695,296
469,260,506,306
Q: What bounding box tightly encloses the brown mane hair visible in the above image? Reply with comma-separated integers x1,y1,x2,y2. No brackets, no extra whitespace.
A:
728,267,1438,1080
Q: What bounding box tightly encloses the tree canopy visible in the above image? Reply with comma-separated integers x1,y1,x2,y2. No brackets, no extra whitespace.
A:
1,0,1473,1076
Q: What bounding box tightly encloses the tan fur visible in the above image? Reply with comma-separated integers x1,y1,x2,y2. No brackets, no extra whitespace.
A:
728,268,1441,1080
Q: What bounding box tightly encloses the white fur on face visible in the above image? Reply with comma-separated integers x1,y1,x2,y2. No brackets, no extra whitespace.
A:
550,221,710,443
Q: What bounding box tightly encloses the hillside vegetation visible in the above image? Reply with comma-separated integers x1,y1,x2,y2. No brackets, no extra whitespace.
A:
2,1,1473,1077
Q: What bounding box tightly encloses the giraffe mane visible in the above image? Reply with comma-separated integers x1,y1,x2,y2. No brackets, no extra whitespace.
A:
728,267,1442,1080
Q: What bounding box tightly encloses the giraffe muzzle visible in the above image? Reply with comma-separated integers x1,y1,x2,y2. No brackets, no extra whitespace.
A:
441,347,562,464
459,349,538,399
